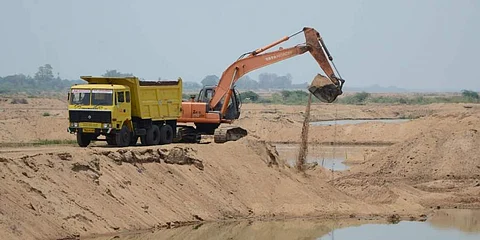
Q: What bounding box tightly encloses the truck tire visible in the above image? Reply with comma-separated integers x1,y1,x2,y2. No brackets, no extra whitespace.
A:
159,124,173,144
129,134,138,146
77,132,92,147
115,125,131,147
106,135,116,146
142,125,160,145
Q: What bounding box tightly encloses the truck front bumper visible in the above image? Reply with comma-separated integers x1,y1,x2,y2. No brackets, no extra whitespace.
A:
67,127,117,135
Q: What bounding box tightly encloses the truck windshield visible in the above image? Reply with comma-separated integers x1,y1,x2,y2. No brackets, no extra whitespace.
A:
70,89,113,106
91,89,113,106
70,89,91,105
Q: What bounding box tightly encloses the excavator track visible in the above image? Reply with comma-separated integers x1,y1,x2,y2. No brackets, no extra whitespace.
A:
214,126,248,143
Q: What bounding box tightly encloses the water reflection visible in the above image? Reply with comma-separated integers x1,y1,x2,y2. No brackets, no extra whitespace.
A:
82,210,480,240
275,144,375,171
318,209,480,240
428,209,480,233
83,219,358,240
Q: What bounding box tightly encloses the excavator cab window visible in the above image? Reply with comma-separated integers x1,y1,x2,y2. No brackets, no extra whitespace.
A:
224,89,241,120
197,87,215,103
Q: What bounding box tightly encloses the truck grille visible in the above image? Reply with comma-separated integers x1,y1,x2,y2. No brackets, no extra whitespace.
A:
69,110,111,123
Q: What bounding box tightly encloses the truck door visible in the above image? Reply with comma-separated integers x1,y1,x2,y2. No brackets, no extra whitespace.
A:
115,90,131,128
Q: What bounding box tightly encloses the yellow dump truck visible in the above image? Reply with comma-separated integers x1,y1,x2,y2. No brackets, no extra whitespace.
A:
67,76,182,147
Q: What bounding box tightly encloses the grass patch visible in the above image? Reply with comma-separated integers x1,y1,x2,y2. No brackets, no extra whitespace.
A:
10,98,28,104
0,139,77,148
33,139,77,146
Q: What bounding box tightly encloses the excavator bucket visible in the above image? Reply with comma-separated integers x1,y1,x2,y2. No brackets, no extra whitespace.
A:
308,74,343,103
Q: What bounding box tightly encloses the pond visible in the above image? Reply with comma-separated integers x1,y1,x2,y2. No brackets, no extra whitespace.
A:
83,209,480,240
310,118,411,126
319,209,480,240
274,144,382,171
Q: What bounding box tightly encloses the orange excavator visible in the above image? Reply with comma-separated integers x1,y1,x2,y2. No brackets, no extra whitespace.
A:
176,27,345,143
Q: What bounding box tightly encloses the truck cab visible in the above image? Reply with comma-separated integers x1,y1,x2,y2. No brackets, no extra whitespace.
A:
68,84,132,146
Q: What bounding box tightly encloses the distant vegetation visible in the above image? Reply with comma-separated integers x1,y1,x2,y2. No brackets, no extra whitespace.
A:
336,90,480,105
193,73,309,91
0,64,83,94
2,66,478,106
235,90,480,105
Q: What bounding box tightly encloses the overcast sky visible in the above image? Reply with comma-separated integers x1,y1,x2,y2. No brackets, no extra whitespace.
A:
0,0,478,90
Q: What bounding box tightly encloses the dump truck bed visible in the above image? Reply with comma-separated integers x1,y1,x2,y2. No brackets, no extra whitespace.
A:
80,76,183,121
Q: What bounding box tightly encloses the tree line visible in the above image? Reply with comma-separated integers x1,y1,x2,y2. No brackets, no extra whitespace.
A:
195,73,309,91
238,90,480,105
0,64,83,94
0,65,309,94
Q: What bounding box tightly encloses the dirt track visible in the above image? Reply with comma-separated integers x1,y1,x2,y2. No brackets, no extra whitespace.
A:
0,97,479,239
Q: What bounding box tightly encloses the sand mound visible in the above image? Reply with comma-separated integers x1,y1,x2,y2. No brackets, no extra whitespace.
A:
0,140,370,240
359,113,480,182
333,112,480,209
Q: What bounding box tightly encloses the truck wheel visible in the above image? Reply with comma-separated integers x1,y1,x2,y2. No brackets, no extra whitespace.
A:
106,135,116,146
77,132,92,147
159,124,173,144
115,125,131,147
142,125,160,145
129,133,138,146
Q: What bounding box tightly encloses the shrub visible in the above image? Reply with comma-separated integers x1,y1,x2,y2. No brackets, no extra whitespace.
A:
10,98,28,104
338,91,370,105
42,112,50,117
240,91,260,102
461,90,479,101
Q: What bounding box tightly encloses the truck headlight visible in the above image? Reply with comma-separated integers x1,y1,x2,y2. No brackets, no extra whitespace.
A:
71,122,79,127
102,123,111,128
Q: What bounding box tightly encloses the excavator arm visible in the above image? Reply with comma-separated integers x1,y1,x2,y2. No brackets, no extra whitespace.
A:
209,27,345,116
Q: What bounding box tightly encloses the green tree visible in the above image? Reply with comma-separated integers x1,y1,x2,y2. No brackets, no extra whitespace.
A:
280,90,291,100
355,91,370,102
102,70,133,77
339,91,371,104
236,75,259,89
461,90,479,100
183,81,202,90
34,64,54,82
201,75,219,86
240,91,260,102
259,73,292,89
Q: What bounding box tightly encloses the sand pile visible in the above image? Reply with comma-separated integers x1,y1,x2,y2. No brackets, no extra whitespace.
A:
0,140,370,240
333,111,480,208
355,113,480,181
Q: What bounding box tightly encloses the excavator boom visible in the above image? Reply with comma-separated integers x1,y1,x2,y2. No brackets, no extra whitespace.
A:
209,27,344,116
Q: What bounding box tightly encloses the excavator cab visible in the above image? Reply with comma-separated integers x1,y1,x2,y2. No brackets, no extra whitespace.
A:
197,86,241,120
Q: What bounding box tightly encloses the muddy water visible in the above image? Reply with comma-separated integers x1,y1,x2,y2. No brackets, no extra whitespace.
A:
310,118,410,126
275,144,384,171
83,209,480,240
319,209,480,240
